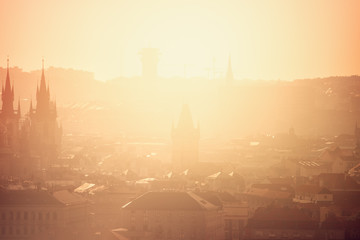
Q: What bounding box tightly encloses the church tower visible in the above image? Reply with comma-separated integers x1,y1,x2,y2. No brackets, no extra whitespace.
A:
28,60,61,170
171,104,200,170
0,57,21,149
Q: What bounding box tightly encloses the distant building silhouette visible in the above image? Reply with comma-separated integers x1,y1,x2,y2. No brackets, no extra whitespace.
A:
139,48,160,80
225,55,234,85
171,104,199,170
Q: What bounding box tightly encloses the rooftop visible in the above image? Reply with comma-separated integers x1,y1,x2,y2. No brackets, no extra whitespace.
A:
122,191,218,211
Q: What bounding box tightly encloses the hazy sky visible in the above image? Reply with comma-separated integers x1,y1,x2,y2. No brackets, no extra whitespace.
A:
0,0,359,81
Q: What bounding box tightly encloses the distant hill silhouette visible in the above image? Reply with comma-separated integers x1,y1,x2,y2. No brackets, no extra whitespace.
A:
1,66,359,137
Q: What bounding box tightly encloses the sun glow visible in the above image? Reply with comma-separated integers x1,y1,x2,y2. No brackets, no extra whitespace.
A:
0,0,359,80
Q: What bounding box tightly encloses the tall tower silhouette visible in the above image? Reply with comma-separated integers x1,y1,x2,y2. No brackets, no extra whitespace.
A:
0,57,21,149
171,104,200,170
225,55,234,85
139,48,160,80
28,60,62,170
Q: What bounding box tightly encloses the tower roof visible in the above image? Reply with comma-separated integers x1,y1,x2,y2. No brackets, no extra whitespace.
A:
5,57,11,93
122,191,218,211
177,104,194,130
39,58,47,94
1,57,15,115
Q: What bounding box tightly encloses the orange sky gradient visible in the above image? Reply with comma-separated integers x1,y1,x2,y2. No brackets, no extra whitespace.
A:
0,0,359,81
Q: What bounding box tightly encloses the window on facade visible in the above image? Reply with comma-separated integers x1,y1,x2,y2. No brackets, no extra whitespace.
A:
143,224,148,231
16,212,20,220
238,220,244,229
1,212,5,220
167,213,172,222
225,231,231,240
1,226,5,235
46,212,50,220
39,212,42,221
9,212,13,220
24,212,28,220
225,219,232,229
167,229,172,239
24,226,28,235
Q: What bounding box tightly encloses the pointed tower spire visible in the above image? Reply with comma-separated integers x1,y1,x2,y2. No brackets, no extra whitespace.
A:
177,104,194,130
225,54,234,85
40,58,46,92
5,56,12,93
1,57,15,115
171,103,200,169
36,58,50,115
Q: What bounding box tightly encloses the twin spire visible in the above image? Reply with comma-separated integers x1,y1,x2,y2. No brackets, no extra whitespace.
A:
1,57,51,118
33,58,52,117
1,57,17,116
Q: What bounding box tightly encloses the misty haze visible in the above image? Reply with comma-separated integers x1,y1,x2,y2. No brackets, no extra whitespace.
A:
1,1,360,240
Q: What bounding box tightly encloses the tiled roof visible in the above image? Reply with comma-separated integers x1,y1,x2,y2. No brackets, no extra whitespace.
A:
295,184,331,194
244,188,292,200
318,173,360,190
247,206,317,229
122,191,218,211
252,206,313,222
0,189,63,206
53,190,88,205
0,189,87,206
194,191,237,207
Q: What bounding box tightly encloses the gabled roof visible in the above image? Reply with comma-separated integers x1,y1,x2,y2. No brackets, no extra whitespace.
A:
244,188,292,200
348,162,360,176
318,173,360,190
252,206,314,222
295,184,331,194
0,189,62,206
122,191,218,211
251,183,294,193
194,191,237,207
